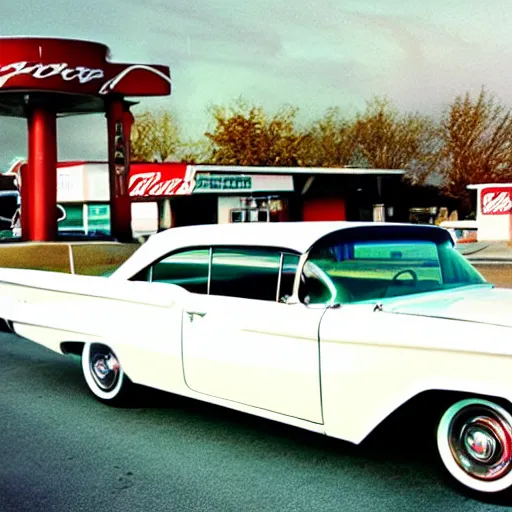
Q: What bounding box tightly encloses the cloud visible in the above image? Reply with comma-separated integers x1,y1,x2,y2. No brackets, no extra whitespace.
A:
1,0,512,169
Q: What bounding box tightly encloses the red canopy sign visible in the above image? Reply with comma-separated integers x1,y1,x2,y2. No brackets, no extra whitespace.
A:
0,38,171,116
128,163,194,198
481,187,512,215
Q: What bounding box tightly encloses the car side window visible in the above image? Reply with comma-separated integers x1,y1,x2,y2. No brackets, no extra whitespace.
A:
210,247,294,302
150,248,210,294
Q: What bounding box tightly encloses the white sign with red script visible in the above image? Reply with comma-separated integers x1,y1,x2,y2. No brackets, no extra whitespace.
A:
481,187,512,215
128,164,194,198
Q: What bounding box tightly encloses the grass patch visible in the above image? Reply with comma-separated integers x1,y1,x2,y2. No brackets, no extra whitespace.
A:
0,242,139,276
70,243,139,276
0,243,74,273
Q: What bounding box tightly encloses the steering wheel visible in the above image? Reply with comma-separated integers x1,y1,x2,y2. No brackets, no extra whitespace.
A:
392,269,418,282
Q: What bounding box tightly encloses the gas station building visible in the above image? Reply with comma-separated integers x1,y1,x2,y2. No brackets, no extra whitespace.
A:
3,160,405,239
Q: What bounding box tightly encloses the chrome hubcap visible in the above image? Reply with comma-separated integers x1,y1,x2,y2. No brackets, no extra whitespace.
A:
464,425,497,463
89,346,121,391
449,408,512,481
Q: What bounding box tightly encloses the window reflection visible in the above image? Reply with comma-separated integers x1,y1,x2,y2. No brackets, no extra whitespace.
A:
300,238,486,305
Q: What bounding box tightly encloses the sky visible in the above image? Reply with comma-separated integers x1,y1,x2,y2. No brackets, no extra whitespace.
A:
1,0,512,168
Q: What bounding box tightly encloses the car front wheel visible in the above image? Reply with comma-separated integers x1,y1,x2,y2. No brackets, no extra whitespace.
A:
81,342,133,406
437,398,512,496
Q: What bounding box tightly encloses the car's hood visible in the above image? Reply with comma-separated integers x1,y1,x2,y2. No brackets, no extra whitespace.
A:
384,285,512,327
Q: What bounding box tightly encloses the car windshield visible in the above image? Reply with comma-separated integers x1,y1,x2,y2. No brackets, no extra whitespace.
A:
300,235,487,305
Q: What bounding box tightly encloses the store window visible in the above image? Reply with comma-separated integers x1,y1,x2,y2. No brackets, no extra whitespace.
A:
228,197,289,223
57,203,111,235
88,204,110,233
58,205,83,232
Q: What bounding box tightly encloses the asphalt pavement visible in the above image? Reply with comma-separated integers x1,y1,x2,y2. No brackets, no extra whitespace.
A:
459,241,512,264
458,242,512,286
1,333,511,512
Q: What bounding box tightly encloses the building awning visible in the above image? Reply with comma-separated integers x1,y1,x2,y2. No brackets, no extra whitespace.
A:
193,173,294,194
192,165,405,176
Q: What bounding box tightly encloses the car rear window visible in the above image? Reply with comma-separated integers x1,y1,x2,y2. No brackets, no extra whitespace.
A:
301,237,486,304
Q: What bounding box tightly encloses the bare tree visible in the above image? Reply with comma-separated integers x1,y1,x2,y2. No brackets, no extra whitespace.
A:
352,97,440,182
439,88,512,203
130,110,180,162
299,107,357,167
175,139,212,164
205,99,309,166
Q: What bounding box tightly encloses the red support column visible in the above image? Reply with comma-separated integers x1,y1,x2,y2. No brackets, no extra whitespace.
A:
20,162,31,241
106,99,133,242
26,108,58,241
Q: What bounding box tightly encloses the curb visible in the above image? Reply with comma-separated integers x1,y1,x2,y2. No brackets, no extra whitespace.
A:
457,245,490,256
468,260,512,265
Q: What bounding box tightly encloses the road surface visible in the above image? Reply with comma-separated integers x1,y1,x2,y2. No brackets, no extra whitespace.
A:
474,264,512,288
0,333,509,511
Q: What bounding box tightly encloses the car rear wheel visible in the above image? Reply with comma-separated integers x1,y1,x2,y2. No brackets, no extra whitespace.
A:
437,398,512,495
81,342,133,406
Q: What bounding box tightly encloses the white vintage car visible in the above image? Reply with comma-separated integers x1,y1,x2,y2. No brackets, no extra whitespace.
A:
1,221,512,498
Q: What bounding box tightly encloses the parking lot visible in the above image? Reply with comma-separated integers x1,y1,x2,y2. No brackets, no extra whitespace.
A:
474,264,512,288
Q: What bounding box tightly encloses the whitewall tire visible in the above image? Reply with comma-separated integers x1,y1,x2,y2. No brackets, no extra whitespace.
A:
437,398,512,495
81,342,133,405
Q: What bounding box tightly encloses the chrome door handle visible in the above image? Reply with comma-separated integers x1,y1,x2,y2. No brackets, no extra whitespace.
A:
186,310,207,322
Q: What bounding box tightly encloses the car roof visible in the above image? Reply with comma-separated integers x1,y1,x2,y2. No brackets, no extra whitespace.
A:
112,221,444,279
148,221,369,253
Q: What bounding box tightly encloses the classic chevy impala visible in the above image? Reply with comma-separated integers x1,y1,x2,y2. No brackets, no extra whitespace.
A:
1,221,512,498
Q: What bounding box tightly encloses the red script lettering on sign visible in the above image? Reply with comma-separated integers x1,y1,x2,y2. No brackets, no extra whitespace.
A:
128,164,193,197
481,187,512,215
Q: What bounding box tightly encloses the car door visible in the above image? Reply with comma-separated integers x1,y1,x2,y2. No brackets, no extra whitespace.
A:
129,247,211,392
181,247,325,424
